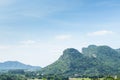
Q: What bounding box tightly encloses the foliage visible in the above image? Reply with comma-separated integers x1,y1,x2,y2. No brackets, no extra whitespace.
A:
0,74,27,80
8,69,25,74
41,45,120,77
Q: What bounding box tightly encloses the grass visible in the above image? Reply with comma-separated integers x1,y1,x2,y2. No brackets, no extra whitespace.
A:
27,79,42,80
69,78,105,80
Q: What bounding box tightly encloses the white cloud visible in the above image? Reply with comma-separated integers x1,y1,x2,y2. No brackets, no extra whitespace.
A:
55,35,72,40
0,45,10,49
87,30,114,36
20,40,36,44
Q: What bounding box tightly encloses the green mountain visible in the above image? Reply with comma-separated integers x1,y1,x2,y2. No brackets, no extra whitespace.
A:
0,61,41,70
41,45,120,77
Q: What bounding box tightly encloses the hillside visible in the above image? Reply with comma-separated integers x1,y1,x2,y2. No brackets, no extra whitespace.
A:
0,61,41,70
41,45,120,77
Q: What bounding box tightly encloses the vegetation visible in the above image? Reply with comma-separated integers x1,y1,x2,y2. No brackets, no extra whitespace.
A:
1,45,120,80
41,45,120,77
0,74,27,80
1,72,120,80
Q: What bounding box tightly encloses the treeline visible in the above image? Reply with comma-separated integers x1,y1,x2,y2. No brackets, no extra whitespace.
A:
0,69,69,80
0,74,27,80
1,69,120,80
0,73,69,80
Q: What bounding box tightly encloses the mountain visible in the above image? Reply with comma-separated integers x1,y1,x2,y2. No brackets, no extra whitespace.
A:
41,45,120,77
0,61,41,70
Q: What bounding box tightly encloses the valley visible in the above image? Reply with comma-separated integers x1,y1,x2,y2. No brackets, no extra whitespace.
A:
0,45,120,80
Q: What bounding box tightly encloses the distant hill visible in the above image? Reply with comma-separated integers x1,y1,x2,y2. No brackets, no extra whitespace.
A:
0,61,41,70
41,45,120,77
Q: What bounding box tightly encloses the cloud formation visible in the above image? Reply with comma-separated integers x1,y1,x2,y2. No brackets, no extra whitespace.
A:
0,45,10,49
20,40,36,44
87,30,114,36
55,35,72,40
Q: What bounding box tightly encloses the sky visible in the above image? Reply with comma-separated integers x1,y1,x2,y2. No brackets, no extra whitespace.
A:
0,0,120,67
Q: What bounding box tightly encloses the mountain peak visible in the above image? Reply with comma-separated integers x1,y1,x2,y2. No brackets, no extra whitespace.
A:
88,45,97,48
3,61,22,64
0,61,41,70
59,48,83,60
63,48,82,56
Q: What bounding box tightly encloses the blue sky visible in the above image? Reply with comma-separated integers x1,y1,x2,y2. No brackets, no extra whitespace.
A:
0,0,120,67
